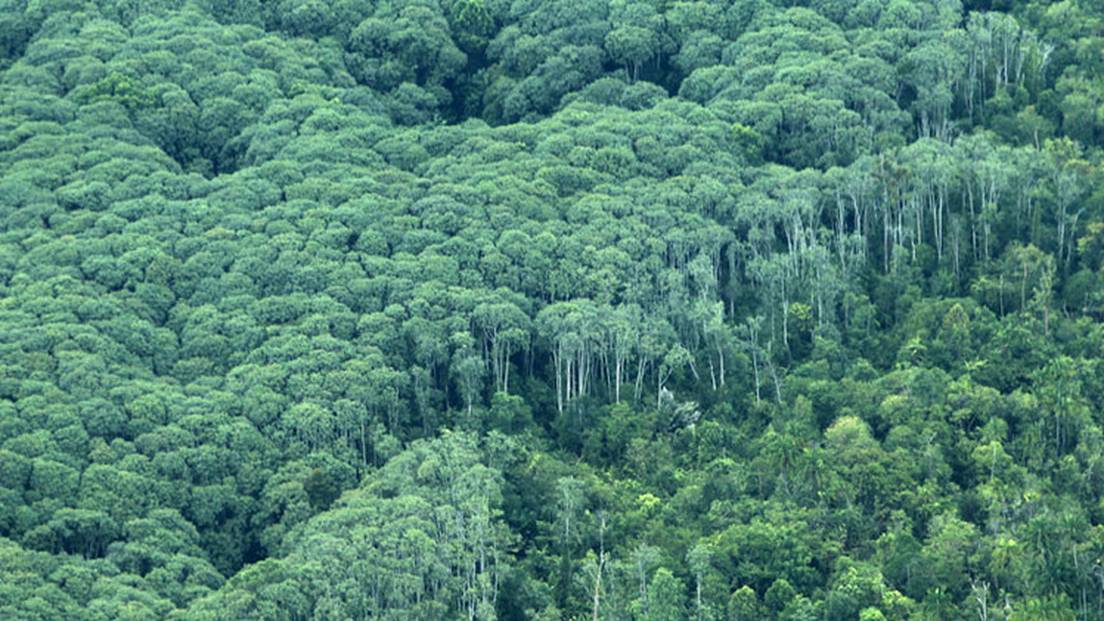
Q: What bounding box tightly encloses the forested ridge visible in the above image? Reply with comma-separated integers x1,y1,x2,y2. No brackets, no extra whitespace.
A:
3,0,1104,618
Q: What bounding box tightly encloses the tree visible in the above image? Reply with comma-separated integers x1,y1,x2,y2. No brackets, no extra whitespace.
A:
645,567,685,621
473,298,530,394
452,333,485,417
686,541,715,621
605,27,658,83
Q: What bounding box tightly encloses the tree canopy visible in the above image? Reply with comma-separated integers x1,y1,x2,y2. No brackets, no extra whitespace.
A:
4,0,1104,618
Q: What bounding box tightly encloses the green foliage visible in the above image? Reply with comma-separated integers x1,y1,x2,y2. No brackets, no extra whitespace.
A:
4,0,1104,618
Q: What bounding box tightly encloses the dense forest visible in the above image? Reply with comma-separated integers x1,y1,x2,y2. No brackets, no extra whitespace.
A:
4,0,1104,618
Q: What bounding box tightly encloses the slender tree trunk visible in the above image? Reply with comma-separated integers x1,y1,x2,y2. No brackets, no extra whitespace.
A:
614,357,622,403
